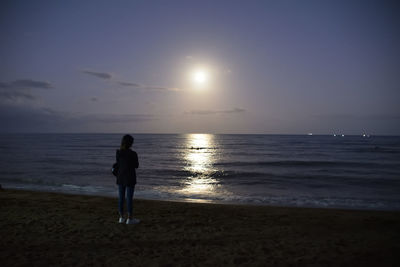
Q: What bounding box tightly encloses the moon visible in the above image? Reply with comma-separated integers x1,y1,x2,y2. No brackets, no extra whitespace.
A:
192,69,209,85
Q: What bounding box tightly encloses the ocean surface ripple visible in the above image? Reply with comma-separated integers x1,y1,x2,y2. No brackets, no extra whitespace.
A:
1,133,399,210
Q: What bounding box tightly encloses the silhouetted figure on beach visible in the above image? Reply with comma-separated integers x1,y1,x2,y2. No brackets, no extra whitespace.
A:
116,134,139,224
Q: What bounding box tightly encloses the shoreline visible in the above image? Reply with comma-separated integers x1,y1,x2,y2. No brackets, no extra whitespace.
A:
2,184,398,212
1,188,400,266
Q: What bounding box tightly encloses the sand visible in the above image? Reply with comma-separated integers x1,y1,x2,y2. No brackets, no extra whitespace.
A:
1,189,399,266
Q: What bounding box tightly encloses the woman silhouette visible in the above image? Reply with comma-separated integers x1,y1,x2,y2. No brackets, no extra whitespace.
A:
116,134,139,224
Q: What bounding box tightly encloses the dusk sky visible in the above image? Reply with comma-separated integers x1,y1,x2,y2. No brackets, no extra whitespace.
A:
1,0,399,134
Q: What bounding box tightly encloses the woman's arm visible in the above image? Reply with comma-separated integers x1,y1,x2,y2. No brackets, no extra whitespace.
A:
133,151,139,168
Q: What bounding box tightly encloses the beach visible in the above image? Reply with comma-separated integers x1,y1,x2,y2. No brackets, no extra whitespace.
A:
1,189,399,266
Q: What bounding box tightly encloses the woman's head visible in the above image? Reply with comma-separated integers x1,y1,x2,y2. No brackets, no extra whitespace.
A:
120,134,134,150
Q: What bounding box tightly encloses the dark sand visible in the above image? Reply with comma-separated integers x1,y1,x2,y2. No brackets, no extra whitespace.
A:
1,189,400,266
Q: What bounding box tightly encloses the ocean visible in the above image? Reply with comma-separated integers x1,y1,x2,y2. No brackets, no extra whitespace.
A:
1,133,399,210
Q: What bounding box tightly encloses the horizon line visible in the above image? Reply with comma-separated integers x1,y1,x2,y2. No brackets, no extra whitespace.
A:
0,132,399,137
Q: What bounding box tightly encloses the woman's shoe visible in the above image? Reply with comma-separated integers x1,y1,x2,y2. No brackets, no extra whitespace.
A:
118,217,125,223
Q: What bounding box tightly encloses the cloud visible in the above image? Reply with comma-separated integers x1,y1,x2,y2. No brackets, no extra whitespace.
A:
223,69,232,75
41,107,59,115
81,68,179,92
144,86,180,92
316,113,400,121
117,81,141,87
10,79,53,89
0,105,63,132
117,81,179,92
0,89,36,101
77,113,154,124
0,79,53,90
187,107,246,115
0,104,155,133
0,79,54,102
81,69,113,79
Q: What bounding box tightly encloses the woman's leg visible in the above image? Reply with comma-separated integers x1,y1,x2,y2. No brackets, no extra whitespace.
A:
126,185,135,219
118,184,126,217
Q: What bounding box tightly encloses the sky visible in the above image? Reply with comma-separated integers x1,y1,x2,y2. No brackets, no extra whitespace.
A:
1,0,399,135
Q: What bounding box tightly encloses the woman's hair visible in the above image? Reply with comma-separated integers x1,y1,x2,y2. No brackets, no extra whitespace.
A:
120,134,134,150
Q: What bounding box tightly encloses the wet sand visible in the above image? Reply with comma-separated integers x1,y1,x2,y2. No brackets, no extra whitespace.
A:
1,189,399,266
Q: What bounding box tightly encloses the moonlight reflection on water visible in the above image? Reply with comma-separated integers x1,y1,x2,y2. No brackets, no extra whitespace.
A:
181,134,220,198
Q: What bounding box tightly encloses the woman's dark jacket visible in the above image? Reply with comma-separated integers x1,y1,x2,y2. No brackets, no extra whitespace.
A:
116,149,139,186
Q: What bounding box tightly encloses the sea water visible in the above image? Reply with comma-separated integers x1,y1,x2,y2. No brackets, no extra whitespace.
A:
1,133,399,210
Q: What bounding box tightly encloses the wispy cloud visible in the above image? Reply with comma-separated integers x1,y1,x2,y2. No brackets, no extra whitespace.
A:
223,69,232,75
117,81,141,87
144,86,180,92
0,79,54,102
10,79,53,89
35,107,155,124
187,107,246,115
81,69,113,79
317,113,400,121
77,113,154,124
0,89,36,101
117,81,179,92
41,107,59,115
0,103,155,133
0,79,53,90
81,68,179,92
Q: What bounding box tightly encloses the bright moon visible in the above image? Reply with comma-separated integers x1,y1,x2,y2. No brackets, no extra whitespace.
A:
192,69,209,85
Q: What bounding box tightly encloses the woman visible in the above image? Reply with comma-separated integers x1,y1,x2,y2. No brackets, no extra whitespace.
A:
116,134,139,224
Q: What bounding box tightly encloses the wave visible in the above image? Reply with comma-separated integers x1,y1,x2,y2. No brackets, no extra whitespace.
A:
146,168,270,180
134,189,400,210
34,158,106,167
0,177,60,186
213,160,394,168
351,147,400,154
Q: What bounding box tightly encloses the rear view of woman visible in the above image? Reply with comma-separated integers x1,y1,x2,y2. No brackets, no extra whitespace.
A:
116,134,139,224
